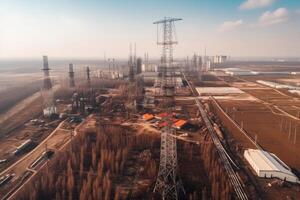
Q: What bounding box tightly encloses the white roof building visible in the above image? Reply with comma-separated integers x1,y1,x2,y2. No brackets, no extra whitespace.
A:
196,87,244,95
213,55,227,63
257,80,300,90
244,149,299,183
43,106,57,117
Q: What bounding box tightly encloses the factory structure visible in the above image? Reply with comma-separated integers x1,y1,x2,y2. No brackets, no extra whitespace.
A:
69,63,75,88
244,149,299,183
213,55,227,64
2,5,300,199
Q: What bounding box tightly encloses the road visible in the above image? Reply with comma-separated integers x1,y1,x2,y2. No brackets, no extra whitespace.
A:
0,118,79,200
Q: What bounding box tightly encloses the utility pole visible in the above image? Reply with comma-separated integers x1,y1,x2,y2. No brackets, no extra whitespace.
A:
289,121,292,140
255,134,258,145
294,125,297,144
280,117,283,132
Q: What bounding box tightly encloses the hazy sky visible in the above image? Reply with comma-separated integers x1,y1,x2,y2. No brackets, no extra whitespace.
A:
0,0,299,59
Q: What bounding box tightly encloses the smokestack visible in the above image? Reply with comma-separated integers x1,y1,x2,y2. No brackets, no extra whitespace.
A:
129,43,134,81
86,66,91,88
134,43,137,65
42,56,52,90
69,63,75,87
137,57,142,74
130,43,132,64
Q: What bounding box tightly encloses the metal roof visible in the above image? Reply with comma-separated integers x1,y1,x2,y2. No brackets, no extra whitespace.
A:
245,149,293,175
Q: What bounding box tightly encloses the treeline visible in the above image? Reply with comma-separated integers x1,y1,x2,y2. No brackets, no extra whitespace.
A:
0,80,42,114
178,139,234,200
15,122,238,199
16,125,159,200
200,140,233,200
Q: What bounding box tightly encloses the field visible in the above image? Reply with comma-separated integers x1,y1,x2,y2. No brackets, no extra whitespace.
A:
212,99,300,171
206,74,300,171
190,70,300,199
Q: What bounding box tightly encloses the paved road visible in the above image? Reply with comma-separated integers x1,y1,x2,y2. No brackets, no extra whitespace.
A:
0,119,74,200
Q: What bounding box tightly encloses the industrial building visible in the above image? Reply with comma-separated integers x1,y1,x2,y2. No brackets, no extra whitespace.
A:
289,90,300,96
257,80,300,90
196,87,244,95
213,55,227,64
205,60,211,71
219,68,294,76
244,149,299,183
43,106,57,117
219,68,256,76
142,64,158,72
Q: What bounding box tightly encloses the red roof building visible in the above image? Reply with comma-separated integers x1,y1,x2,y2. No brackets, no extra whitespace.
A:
143,113,154,121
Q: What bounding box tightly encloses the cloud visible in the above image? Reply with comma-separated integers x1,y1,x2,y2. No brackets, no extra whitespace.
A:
258,7,289,26
239,0,275,10
218,20,243,32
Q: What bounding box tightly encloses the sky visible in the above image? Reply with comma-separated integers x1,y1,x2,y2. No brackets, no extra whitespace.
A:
0,0,299,59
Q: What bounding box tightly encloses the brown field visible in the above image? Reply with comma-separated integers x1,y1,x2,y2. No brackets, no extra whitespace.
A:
197,72,300,199
213,99,300,171
209,99,300,199
210,74,300,172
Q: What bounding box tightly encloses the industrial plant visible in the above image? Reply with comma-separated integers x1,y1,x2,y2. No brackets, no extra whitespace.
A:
0,1,300,200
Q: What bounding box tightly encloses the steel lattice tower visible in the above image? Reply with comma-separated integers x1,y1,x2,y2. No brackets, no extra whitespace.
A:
154,125,185,200
153,17,184,200
154,17,181,96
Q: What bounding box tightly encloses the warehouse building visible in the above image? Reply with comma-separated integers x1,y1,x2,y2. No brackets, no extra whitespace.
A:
244,149,299,183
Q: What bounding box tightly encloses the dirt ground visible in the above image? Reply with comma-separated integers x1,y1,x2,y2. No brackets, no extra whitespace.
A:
208,74,300,172
215,99,300,171
193,72,300,199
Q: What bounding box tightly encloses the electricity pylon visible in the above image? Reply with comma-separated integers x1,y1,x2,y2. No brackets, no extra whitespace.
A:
154,17,182,97
153,17,184,200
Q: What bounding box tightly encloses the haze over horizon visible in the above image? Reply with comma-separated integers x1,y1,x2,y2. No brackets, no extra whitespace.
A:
0,0,299,59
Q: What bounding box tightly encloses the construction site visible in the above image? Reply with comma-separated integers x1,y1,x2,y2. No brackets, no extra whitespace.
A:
0,17,300,200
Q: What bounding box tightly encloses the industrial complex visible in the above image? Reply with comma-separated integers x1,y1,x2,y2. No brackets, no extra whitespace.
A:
0,10,300,200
